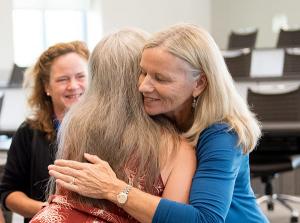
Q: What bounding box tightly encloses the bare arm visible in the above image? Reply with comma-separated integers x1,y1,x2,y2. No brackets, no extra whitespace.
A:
49,140,196,223
5,191,44,218
109,140,195,222
106,180,161,223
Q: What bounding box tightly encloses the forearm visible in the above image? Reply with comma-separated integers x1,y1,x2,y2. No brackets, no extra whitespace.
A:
5,191,44,218
107,179,161,223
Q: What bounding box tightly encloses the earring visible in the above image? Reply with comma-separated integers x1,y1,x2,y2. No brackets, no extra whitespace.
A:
46,92,50,96
192,97,198,109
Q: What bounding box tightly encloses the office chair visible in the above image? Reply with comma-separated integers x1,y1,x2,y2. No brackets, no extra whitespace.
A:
0,93,12,223
248,87,300,223
277,27,300,48
223,48,251,78
227,28,257,49
8,64,26,87
283,48,300,76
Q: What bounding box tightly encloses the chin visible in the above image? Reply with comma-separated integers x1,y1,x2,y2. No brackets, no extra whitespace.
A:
66,99,79,105
144,108,162,116
63,102,75,110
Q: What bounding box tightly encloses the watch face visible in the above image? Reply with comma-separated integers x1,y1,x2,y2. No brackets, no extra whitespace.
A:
117,192,127,204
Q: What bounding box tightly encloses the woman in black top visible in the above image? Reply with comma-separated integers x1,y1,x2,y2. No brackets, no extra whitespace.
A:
0,41,89,223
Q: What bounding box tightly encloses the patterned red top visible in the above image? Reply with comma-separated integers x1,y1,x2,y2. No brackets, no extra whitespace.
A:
30,174,164,223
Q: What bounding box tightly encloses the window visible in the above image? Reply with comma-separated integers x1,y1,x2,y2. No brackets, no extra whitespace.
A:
13,9,44,66
45,10,86,46
12,0,91,67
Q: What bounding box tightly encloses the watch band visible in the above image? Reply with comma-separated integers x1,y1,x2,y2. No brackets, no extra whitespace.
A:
123,184,132,195
116,184,132,205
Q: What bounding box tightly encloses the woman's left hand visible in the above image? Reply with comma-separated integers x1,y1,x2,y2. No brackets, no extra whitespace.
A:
48,153,125,200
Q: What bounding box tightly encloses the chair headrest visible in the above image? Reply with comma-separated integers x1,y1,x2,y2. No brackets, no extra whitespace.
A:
222,48,251,58
231,27,257,35
248,84,300,95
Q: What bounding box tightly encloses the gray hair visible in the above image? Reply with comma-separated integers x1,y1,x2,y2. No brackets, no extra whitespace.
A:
54,28,179,206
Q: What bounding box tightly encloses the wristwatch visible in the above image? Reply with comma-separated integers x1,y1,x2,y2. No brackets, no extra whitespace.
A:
117,184,132,206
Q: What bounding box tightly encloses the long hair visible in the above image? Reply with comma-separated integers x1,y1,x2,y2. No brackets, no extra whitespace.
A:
55,28,179,206
144,23,261,153
24,41,89,140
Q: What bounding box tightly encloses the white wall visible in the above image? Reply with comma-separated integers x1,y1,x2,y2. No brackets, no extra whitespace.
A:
92,0,210,35
211,0,300,49
0,0,14,82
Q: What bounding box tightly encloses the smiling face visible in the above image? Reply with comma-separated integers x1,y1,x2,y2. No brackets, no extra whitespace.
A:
45,52,88,120
139,47,206,125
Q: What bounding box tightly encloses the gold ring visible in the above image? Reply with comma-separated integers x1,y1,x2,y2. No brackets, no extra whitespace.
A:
70,177,76,185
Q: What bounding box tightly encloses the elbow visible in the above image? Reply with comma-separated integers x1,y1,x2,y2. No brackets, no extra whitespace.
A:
194,207,225,223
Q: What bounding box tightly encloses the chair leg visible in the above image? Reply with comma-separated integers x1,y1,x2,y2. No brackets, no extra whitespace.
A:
257,195,270,204
257,194,300,218
278,194,300,204
277,198,299,223
257,195,274,211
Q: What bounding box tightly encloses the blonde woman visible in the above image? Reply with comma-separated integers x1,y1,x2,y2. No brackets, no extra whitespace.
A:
30,28,195,222
0,41,89,223
49,24,269,222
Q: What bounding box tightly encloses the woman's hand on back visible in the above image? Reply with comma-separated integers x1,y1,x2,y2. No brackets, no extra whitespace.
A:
48,153,125,200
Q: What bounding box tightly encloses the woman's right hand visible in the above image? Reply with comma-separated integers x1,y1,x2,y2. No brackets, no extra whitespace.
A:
48,153,127,201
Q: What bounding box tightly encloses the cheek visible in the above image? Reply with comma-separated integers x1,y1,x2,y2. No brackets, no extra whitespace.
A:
80,80,88,89
167,85,193,104
156,87,178,106
159,84,188,99
51,86,66,98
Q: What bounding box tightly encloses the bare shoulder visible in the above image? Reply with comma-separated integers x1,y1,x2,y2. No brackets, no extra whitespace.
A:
175,137,195,161
165,136,195,165
160,137,196,185
179,137,194,151
161,137,196,202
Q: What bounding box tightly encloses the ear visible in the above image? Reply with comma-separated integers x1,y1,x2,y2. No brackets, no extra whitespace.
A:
192,74,207,98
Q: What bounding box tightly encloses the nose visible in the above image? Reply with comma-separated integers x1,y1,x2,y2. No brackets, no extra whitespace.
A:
138,74,154,93
67,77,80,90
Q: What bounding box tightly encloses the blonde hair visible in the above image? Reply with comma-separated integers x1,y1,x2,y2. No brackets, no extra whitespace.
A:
24,41,89,140
144,23,261,153
56,28,178,205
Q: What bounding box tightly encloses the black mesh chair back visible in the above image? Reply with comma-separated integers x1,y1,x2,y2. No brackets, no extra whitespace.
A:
8,64,26,87
283,48,300,76
228,28,257,49
223,48,251,78
248,86,300,156
277,28,300,48
247,87,300,122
